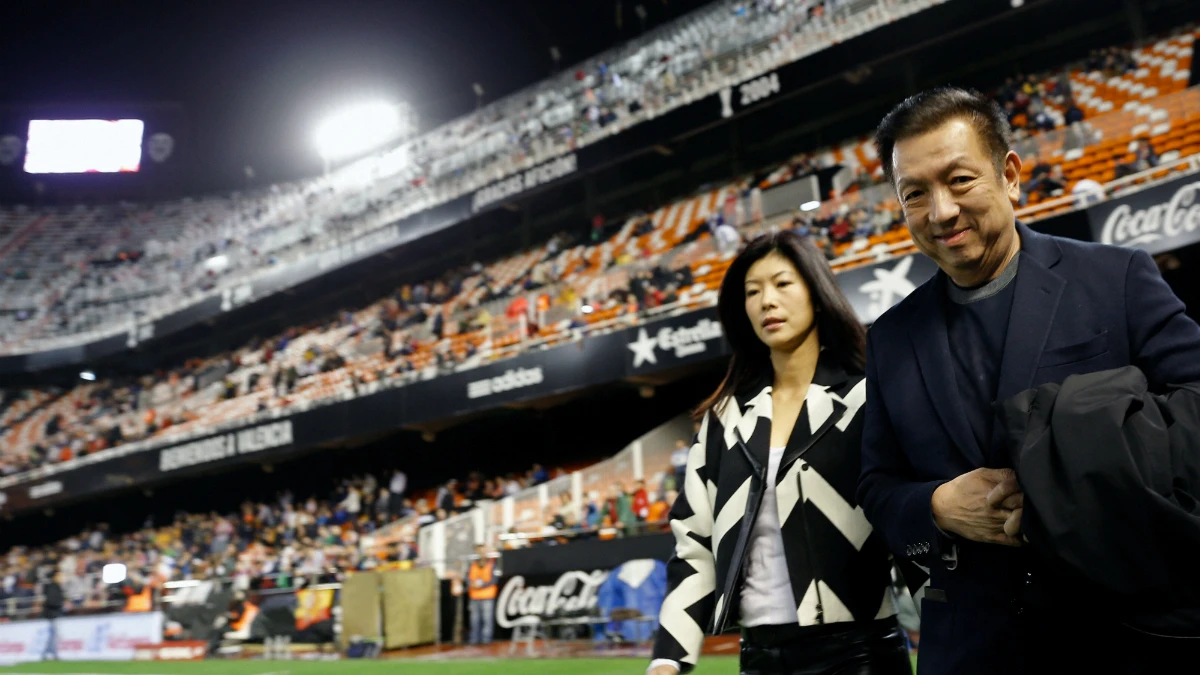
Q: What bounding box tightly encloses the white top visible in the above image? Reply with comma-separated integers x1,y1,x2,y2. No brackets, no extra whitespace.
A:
649,447,798,675
738,445,800,626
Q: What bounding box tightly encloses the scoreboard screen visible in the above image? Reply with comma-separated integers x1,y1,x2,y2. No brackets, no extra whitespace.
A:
23,119,146,174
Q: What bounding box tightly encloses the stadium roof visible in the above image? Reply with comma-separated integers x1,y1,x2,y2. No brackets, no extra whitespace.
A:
0,0,711,195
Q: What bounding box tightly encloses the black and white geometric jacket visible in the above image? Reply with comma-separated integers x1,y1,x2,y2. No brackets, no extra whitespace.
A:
651,356,897,672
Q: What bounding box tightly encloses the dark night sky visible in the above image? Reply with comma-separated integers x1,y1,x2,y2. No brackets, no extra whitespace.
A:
0,0,710,193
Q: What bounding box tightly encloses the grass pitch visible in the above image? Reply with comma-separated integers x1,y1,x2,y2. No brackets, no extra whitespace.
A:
0,653,918,674
0,658,738,675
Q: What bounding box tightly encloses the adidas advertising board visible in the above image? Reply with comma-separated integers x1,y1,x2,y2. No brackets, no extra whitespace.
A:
467,367,544,399
27,481,63,500
1088,174,1200,256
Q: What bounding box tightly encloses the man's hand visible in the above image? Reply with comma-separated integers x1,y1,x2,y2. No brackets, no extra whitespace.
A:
647,666,679,675
931,468,1024,546
1004,508,1024,538
986,472,1024,511
987,472,1025,538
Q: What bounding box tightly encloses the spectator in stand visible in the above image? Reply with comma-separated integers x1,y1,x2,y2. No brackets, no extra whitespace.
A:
373,488,391,520
549,491,578,532
612,483,636,531
585,491,605,530
631,479,650,523
648,489,674,526
710,213,743,259
503,474,522,496
667,439,689,493
828,208,853,245
1115,138,1160,178
338,484,362,520
435,480,457,513
1028,164,1067,201
1063,98,1085,126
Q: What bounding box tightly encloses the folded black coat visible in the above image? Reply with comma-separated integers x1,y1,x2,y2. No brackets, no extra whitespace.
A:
999,365,1200,637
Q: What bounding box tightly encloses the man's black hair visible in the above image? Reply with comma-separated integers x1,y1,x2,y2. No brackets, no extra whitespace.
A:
875,86,1014,188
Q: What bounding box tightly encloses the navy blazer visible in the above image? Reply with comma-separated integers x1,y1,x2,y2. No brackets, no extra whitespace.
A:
857,222,1200,674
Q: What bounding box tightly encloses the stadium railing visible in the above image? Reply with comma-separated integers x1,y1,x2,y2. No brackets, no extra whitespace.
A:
364,414,691,579
1016,151,1200,222
0,571,131,621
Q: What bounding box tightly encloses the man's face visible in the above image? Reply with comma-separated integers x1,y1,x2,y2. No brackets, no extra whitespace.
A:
892,118,1021,285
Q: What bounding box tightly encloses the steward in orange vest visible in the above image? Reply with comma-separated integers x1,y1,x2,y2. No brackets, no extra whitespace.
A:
467,555,498,601
467,545,499,645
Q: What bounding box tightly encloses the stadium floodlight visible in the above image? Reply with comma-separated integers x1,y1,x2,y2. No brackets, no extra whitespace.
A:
79,370,96,381
313,102,403,165
800,200,821,212
102,563,127,584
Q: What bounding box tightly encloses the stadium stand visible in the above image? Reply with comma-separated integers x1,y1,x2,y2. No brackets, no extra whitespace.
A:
2,22,1199,483
0,0,945,355
4,3,1200,669
0,420,689,621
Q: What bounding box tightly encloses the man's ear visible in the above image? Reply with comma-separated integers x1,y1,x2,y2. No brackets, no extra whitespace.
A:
1004,150,1023,205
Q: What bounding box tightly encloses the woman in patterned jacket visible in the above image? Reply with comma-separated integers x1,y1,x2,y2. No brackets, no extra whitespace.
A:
648,231,910,675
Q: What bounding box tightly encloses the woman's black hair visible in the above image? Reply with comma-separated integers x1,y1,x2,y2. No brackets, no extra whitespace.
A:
696,230,866,418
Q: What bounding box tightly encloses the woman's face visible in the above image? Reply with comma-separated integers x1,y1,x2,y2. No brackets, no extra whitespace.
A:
744,252,816,352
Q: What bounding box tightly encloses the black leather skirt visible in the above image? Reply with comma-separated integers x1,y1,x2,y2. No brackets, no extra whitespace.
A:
739,618,912,675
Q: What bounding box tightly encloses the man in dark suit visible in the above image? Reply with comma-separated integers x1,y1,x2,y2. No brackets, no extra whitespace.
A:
856,87,1200,674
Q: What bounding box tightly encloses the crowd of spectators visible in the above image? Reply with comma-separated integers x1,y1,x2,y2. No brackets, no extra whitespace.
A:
0,434,690,621
1,8,1183,364
786,202,904,259
0,471,413,622
2,24,1190,481
0,214,708,478
752,39,1167,216
0,0,891,354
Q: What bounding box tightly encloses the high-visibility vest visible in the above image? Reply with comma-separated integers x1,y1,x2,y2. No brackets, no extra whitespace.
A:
467,560,498,601
231,602,259,633
126,586,152,612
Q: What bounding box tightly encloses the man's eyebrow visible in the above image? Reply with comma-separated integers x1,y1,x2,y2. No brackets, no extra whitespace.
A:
896,154,977,189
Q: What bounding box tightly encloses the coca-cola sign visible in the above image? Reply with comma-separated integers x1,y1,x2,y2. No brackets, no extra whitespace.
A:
1089,175,1200,255
495,570,608,628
